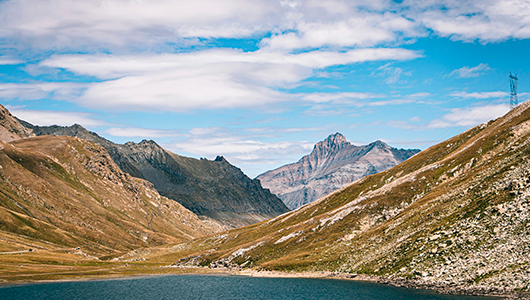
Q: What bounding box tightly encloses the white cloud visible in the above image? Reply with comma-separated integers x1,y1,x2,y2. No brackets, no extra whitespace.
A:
0,57,23,65
450,91,508,99
299,92,382,104
104,127,181,138
38,48,420,111
7,107,108,127
0,82,87,101
261,13,420,50
387,119,418,130
168,126,315,177
372,63,411,84
298,92,422,111
0,0,281,49
175,136,312,159
449,63,491,78
428,104,510,128
369,99,415,106
408,92,431,98
0,0,424,51
0,0,528,52
410,0,530,42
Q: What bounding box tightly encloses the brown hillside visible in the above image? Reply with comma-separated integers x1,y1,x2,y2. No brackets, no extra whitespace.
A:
142,100,530,296
0,135,216,258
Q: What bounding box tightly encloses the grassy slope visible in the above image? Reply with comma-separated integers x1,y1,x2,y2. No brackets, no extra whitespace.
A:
0,136,215,260
141,100,530,292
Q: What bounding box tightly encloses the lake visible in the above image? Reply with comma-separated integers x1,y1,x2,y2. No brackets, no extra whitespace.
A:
0,274,496,300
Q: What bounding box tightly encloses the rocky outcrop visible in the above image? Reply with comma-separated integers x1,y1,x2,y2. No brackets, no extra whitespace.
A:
21,122,289,228
257,133,419,209
0,105,34,142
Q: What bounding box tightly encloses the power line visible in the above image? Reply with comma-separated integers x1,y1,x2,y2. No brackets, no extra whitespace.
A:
510,72,519,109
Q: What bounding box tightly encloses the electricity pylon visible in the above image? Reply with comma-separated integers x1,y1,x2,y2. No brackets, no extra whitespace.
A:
510,72,518,109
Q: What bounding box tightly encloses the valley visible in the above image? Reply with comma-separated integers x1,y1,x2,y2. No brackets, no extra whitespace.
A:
1,102,530,298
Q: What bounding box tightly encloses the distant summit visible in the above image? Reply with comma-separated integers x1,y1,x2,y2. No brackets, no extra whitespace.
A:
257,133,420,209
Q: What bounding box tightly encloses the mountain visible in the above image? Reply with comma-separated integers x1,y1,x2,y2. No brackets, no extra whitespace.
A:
0,106,217,258
0,105,34,142
20,122,289,229
143,100,530,297
257,133,420,209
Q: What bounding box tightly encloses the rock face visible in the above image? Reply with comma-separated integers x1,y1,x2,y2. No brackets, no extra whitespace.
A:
257,133,420,209
0,105,34,142
21,122,289,228
161,99,530,297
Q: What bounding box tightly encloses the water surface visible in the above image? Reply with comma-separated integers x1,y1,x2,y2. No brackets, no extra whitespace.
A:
0,274,497,300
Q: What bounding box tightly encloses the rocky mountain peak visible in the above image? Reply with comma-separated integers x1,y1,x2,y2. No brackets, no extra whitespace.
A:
258,133,420,209
139,139,158,145
0,104,35,142
312,132,350,154
369,140,390,149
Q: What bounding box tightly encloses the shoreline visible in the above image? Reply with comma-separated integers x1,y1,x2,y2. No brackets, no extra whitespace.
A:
234,269,528,299
3,266,528,299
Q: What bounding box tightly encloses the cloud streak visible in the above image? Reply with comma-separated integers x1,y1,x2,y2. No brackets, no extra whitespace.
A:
428,104,510,128
450,91,508,99
38,48,420,112
7,107,108,127
166,126,315,177
104,127,182,138
408,0,530,42
449,63,491,78
0,82,87,101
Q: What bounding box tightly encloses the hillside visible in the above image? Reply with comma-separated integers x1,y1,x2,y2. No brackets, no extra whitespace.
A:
0,134,217,257
20,122,289,229
257,133,419,209
141,100,530,297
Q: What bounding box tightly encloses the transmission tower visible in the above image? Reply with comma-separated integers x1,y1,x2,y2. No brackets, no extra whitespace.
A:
509,72,518,109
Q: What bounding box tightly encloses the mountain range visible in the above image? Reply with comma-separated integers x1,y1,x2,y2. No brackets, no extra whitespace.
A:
257,133,420,209
19,120,289,229
144,100,530,297
3,100,530,297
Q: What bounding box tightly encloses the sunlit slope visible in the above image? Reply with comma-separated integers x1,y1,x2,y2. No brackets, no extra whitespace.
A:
155,100,530,291
0,136,215,257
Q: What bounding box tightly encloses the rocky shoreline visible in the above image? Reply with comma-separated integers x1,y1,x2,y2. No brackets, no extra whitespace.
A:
230,269,530,299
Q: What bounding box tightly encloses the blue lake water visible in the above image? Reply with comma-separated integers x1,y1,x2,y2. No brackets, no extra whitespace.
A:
0,274,496,300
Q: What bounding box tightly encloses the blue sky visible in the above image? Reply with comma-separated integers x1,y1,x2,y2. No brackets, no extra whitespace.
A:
0,0,529,177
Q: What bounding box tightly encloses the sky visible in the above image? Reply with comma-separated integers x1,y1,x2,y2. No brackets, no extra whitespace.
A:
0,0,529,178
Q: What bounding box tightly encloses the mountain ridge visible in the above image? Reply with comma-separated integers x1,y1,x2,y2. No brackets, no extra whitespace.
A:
257,132,420,209
20,119,289,228
0,133,217,256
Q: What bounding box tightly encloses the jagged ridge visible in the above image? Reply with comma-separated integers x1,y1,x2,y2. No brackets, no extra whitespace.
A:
257,132,420,209
21,121,289,228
